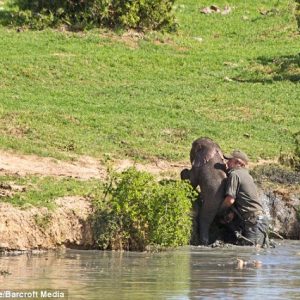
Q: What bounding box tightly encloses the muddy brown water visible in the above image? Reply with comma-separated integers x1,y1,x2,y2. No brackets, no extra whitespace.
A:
0,240,299,299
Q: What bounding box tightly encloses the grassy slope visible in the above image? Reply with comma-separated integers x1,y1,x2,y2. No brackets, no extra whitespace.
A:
0,175,102,208
0,0,299,163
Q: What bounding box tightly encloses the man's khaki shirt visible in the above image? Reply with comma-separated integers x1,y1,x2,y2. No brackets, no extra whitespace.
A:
225,167,263,217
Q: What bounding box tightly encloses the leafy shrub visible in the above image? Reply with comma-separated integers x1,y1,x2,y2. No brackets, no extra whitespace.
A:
93,167,196,251
10,0,177,31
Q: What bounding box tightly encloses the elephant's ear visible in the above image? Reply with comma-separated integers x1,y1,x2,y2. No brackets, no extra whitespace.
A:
190,144,218,167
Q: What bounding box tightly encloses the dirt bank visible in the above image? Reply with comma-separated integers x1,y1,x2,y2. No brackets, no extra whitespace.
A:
0,150,185,180
0,196,95,251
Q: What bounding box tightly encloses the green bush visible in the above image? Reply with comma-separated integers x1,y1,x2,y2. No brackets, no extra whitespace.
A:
10,0,177,31
93,167,196,251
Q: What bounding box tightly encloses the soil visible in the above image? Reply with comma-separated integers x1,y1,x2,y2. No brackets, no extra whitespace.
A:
0,196,94,251
0,150,185,180
0,150,105,180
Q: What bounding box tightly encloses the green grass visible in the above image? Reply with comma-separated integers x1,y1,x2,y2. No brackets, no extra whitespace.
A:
0,175,103,208
0,0,299,162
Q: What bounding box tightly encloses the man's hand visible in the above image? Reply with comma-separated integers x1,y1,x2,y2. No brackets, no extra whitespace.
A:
219,210,235,224
224,211,235,223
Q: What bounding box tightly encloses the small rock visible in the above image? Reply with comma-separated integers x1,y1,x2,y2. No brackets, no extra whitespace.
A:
252,260,262,268
211,240,224,248
193,37,203,42
221,6,232,15
210,5,221,13
236,258,244,269
200,5,232,15
224,76,234,82
236,258,262,269
259,8,279,16
200,7,213,14
0,183,12,190
0,269,12,276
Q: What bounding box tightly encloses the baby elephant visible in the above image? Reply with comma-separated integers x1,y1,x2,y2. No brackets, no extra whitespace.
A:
181,137,227,245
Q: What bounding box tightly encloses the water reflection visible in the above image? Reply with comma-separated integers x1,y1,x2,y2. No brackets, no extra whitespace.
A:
0,250,190,299
0,241,299,299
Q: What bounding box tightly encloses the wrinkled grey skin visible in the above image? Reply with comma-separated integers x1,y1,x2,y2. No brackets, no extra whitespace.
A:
181,137,227,245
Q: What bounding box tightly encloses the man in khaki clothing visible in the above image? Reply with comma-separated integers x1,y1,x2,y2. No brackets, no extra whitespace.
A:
221,150,269,247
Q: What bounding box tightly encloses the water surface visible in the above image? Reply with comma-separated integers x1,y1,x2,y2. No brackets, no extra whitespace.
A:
0,240,299,299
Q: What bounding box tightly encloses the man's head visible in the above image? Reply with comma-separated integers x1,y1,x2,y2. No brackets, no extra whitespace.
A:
224,150,249,169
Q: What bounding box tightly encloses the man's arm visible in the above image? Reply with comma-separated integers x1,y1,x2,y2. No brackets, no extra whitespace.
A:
221,171,239,212
220,195,235,211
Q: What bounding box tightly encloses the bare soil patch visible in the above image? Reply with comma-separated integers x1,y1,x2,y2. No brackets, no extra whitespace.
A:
0,150,105,179
99,30,143,49
0,150,186,180
0,149,281,181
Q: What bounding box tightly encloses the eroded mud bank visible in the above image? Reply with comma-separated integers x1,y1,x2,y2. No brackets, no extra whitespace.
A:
0,197,95,251
0,187,299,251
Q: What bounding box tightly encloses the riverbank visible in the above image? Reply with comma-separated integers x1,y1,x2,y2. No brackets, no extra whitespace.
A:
0,150,188,251
0,196,94,251
0,151,299,251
